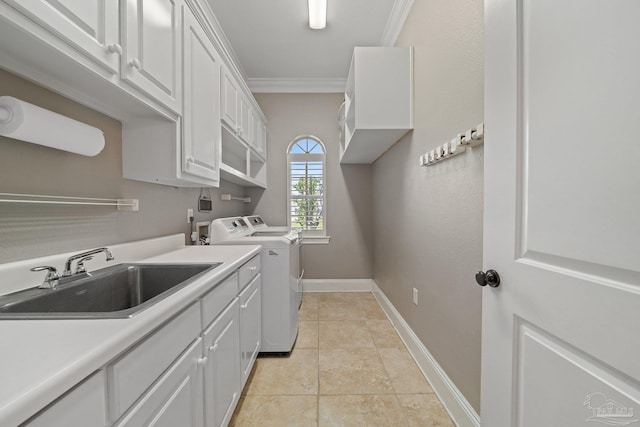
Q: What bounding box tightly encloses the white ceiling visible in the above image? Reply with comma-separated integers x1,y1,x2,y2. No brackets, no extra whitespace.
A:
205,0,413,92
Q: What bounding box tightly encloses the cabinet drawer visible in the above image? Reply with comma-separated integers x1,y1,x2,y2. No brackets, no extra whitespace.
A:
109,303,200,419
27,371,107,427
201,272,238,328
238,255,260,290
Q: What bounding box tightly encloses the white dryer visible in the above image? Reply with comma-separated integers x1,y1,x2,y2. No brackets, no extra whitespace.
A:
210,217,301,353
244,215,296,235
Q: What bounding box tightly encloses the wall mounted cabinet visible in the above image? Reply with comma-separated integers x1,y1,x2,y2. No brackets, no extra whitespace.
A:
181,4,222,183
121,4,221,187
340,47,414,164
0,0,267,189
219,65,268,188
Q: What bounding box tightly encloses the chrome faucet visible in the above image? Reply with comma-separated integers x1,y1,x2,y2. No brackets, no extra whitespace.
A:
63,247,114,277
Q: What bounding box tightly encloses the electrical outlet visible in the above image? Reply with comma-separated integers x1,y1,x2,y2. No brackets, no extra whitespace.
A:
412,288,419,305
187,208,194,223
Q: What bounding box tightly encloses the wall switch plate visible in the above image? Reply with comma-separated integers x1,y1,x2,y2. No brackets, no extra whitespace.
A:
187,208,194,223
412,288,418,305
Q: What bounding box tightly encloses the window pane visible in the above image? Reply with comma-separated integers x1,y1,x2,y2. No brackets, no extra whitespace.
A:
288,137,325,231
290,143,304,154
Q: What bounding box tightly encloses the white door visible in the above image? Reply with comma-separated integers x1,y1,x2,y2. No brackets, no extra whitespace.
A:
121,0,181,113
2,0,119,73
181,4,221,184
482,1,640,426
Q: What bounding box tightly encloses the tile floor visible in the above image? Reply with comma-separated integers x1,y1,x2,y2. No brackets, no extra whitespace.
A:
229,292,455,426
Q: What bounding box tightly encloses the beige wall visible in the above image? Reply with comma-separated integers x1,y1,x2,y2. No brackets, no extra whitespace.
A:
247,93,373,279
0,69,246,263
372,0,484,411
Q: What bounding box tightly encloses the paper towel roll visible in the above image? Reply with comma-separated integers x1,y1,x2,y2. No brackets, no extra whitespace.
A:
0,96,104,156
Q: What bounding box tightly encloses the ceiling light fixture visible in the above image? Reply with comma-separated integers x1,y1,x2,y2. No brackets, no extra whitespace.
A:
308,0,327,29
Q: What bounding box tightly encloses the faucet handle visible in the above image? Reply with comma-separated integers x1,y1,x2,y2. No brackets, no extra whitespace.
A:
30,266,60,289
75,256,94,274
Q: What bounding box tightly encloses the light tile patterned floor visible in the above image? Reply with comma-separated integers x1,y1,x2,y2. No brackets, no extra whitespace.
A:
229,292,455,427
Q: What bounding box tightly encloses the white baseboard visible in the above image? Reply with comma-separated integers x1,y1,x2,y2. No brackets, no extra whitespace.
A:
371,280,481,427
302,279,373,293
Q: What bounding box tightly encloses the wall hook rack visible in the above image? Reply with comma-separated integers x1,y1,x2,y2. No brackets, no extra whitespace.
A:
420,123,484,167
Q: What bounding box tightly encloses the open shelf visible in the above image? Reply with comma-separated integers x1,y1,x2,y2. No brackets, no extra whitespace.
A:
220,125,267,188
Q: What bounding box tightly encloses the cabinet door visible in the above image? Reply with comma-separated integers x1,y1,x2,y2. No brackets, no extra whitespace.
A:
259,121,267,156
249,110,260,148
181,4,221,184
239,275,262,387
221,70,239,131
121,0,181,113
115,339,204,427
238,96,250,142
2,0,119,74
203,299,241,427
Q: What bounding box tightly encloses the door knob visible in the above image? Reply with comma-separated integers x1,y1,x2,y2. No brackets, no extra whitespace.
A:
475,270,501,288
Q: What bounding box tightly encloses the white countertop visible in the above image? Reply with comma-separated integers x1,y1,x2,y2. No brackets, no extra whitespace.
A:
0,241,261,427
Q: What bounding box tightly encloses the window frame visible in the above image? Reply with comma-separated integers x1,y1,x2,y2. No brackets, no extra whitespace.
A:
286,135,327,237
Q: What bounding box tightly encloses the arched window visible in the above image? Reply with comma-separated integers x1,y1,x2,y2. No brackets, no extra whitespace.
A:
287,136,326,235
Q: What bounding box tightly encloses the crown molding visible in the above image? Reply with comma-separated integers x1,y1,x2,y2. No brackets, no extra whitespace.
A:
380,0,415,46
248,78,347,93
195,0,249,82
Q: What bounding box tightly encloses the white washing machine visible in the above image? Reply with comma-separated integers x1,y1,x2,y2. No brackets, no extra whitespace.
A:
210,217,301,353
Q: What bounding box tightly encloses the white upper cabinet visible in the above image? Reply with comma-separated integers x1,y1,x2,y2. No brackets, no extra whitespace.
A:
181,4,221,184
0,0,267,188
219,63,267,188
121,0,182,113
1,0,120,74
340,47,413,164
221,69,239,131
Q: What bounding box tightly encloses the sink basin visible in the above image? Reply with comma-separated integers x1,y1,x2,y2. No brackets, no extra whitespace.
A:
0,263,221,319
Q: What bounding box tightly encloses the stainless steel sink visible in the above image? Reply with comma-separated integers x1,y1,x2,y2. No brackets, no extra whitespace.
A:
0,263,221,319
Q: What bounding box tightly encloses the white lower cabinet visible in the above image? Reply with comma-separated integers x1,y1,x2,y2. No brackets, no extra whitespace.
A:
203,299,241,427
115,339,204,427
239,274,261,387
23,255,262,427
